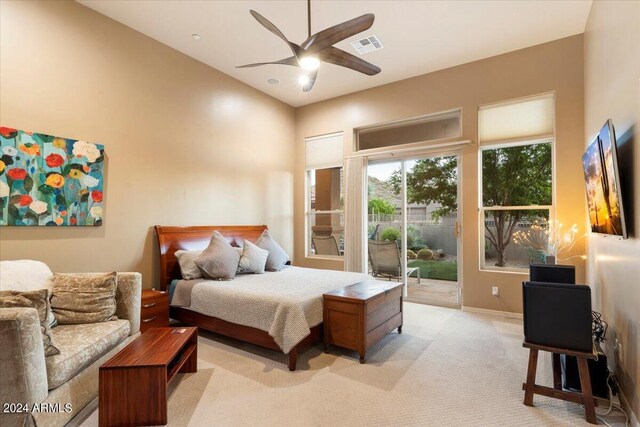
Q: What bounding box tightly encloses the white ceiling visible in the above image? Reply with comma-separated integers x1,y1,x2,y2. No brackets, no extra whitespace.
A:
78,0,593,107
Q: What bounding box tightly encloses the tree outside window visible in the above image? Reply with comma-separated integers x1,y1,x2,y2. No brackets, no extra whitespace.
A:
383,143,552,270
481,142,552,269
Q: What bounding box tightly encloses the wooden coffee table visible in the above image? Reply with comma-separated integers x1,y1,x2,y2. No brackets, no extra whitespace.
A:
99,327,198,427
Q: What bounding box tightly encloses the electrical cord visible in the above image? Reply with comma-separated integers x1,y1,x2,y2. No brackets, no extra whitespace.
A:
592,311,608,344
580,372,629,427
579,315,628,426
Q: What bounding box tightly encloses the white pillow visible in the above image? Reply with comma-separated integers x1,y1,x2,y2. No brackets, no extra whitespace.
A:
256,229,289,271
238,241,269,274
175,250,203,279
194,231,241,280
0,259,53,291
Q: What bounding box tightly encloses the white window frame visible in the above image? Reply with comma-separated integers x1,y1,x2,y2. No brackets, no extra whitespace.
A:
305,168,345,260
478,138,555,273
365,150,464,305
354,108,463,157
305,131,345,260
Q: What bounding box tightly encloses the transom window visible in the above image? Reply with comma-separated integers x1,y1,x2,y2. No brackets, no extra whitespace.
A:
356,109,462,152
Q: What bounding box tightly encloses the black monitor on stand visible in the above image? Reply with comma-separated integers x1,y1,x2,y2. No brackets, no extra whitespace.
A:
529,263,576,284
526,262,608,398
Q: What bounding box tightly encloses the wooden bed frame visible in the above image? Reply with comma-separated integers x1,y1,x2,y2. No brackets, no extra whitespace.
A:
154,225,322,371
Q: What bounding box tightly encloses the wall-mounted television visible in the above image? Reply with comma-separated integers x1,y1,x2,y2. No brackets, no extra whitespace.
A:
582,119,628,238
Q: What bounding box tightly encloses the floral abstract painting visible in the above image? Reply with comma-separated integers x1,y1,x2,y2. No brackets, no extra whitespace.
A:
0,127,104,226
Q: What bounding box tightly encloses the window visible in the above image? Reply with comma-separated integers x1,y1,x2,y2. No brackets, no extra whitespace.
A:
479,94,554,271
306,133,344,258
356,109,461,152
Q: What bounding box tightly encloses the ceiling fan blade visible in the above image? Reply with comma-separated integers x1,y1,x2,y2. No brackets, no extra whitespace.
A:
303,70,318,92
250,10,301,59
236,56,298,68
301,13,375,54
318,47,381,75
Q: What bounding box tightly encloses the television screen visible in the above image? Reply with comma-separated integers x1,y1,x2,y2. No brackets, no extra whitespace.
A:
582,120,628,238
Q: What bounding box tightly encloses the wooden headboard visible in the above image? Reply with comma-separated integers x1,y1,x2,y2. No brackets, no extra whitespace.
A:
154,225,268,291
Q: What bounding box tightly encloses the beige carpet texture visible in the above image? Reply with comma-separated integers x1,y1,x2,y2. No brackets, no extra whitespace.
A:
80,303,628,426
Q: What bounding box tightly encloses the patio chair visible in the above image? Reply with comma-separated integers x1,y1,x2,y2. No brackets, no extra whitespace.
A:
312,235,340,256
368,240,420,284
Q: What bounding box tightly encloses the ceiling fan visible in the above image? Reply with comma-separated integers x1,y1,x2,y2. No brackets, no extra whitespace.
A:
237,0,381,92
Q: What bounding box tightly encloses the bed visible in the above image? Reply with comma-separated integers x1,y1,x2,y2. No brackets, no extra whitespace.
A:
155,225,370,371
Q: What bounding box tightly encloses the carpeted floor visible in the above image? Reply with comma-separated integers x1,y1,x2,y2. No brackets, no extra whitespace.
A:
80,303,627,426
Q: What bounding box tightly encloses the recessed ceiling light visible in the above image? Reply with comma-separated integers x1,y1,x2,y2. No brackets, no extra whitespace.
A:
191,33,201,40
299,56,320,71
298,74,310,86
266,78,280,85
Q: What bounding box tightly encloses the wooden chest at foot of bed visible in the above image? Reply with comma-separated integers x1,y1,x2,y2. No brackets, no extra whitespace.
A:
323,281,403,363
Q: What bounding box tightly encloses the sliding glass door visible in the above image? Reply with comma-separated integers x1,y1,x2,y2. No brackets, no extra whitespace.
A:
366,153,460,307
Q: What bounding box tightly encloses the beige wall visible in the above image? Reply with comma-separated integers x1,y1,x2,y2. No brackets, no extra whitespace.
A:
0,2,588,315
0,1,296,288
584,0,640,419
295,35,586,313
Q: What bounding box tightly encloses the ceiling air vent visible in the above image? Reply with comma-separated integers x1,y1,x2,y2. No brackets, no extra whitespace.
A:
351,35,383,55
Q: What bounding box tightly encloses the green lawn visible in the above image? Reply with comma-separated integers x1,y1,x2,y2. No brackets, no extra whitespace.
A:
408,260,458,281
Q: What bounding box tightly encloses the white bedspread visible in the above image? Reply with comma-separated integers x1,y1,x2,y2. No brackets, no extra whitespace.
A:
172,266,371,353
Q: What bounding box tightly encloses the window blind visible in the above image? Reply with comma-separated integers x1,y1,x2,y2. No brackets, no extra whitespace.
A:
305,133,344,169
478,95,554,144
357,111,461,151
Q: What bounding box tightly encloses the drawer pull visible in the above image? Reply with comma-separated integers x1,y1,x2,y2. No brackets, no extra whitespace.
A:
142,316,157,323
142,302,157,308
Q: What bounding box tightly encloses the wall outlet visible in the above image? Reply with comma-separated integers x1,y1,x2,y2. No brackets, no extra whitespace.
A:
492,286,499,296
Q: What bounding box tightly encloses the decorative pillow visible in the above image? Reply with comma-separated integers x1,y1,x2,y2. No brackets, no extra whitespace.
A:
0,259,53,292
50,272,118,324
195,231,241,280
256,229,289,271
0,259,57,327
175,249,204,279
234,247,243,270
46,302,58,328
238,241,269,274
0,289,60,356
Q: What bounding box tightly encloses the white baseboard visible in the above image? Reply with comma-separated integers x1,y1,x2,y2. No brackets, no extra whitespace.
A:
619,388,639,427
462,305,523,319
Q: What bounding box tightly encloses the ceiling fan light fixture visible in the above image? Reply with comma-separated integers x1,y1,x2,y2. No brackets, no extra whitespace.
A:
299,56,320,71
298,74,311,86
238,1,380,92
191,33,201,40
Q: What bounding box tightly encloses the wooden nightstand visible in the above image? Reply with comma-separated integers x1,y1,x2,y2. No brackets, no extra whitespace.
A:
323,281,403,363
140,289,170,333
